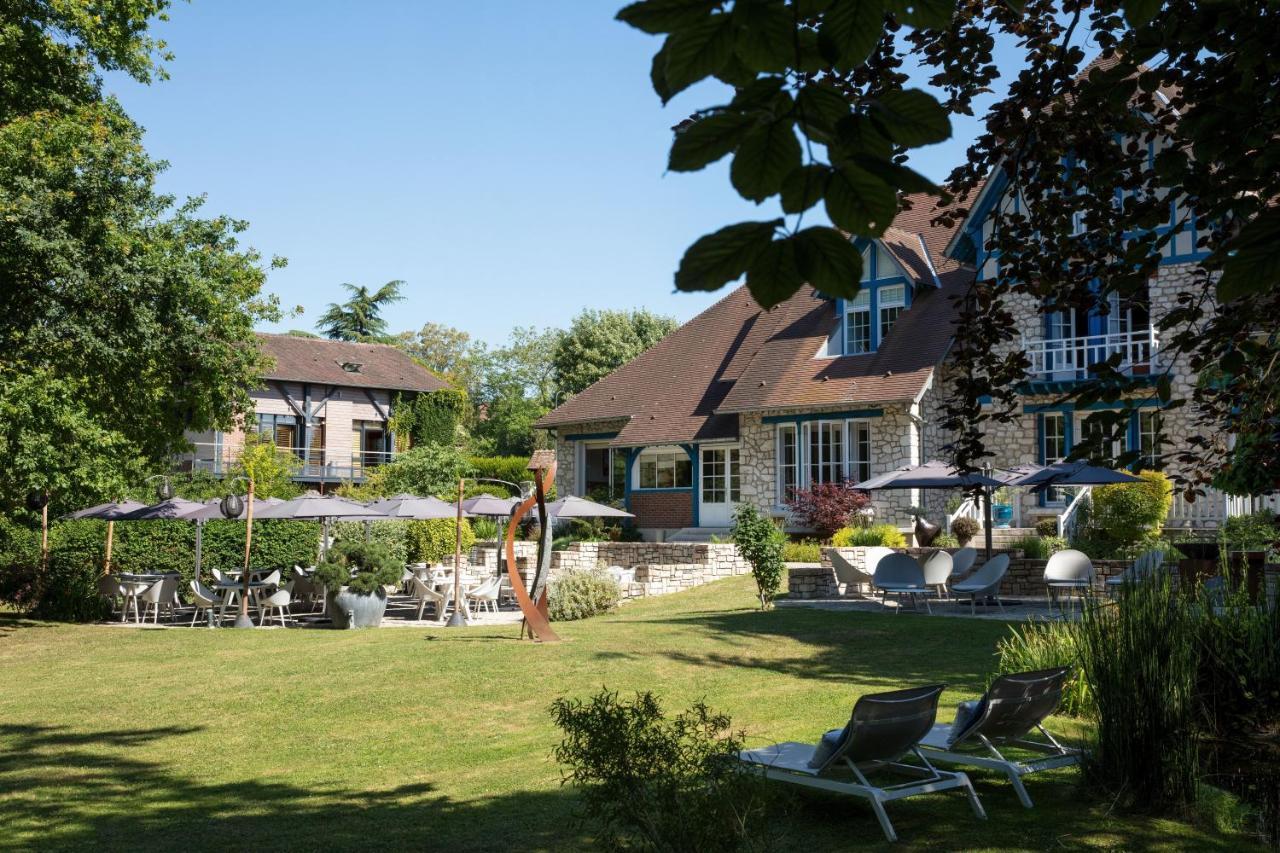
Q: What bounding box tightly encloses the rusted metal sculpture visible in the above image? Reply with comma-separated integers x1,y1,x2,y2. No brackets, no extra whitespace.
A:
503,450,560,642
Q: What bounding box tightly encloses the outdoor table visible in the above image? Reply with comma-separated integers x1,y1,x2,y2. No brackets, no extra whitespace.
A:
1047,580,1091,618
215,579,271,622
876,583,937,615
116,579,151,623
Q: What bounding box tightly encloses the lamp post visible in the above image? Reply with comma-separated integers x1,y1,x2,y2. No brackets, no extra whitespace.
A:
221,476,255,628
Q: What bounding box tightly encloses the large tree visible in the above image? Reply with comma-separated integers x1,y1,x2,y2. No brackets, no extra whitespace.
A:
1,1,282,516
393,321,487,394
552,308,678,397
618,0,1280,495
316,280,405,341
473,326,564,456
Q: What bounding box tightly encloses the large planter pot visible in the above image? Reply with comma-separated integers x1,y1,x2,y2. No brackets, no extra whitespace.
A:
913,516,941,547
327,587,388,629
992,504,1014,528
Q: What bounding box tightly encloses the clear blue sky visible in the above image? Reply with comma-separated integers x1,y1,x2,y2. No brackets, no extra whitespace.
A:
107,1,1032,347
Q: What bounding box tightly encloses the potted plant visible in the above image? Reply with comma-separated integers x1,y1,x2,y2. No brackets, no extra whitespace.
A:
314,540,403,628
991,487,1014,528
908,506,941,547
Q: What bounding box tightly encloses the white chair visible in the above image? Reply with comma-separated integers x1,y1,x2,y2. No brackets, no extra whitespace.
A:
921,550,953,600
189,580,222,626
873,554,934,614
257,584,292,627
466,577,502,615
138,577,178,624
410,576,446,621
950,554,1010,615
949,547,978,580
1044,550,1094,616
98,575,123,618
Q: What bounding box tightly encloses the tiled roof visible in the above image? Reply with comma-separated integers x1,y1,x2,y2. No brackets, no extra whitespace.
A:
256,333,447,393
536,191,972,443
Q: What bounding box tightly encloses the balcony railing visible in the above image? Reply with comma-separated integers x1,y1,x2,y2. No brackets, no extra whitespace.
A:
1022,327,1159,381
174,443,395,483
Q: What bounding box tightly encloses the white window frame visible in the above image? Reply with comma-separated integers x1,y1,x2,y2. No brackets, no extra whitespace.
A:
805,420,845,486
1138,410,1162,469
847,419,872,485
775,424,798,505
878,284,906,343
1042,412,1068,505
844,291,871,355
577,442,626,501
635,446,692,490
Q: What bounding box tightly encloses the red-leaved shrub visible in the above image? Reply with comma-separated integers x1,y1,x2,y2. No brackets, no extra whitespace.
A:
786,482,870,541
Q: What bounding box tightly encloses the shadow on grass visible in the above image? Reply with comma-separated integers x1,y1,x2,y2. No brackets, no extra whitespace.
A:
0,723,589,853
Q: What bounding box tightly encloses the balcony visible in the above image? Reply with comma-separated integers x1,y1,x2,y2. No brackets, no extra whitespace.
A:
1021,327,1159,382
174,443,395,483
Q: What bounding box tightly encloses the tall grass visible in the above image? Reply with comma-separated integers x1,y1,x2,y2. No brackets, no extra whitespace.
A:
1077,575,1199,810
994,618,1092,717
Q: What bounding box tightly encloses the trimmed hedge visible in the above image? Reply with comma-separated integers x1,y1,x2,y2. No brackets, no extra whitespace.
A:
332,520,410,566
407,518,476,564
469,456,556,499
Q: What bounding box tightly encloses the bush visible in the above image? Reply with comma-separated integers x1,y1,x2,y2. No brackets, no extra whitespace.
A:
313,540,402,595
407,518,475,564
547,568,621,621
1220,510,1279,553
332,520,410,566
361,444,472,499
995,619,1092,717
471,517,501,540
551,689,775,852
831,524,906,548
781,539,821,562
931,532,960,548
391,387,469,446
1035,517,1060,537
732,504,785,610
1085,470,1174,554
470,455,551,496
1009,534,1067,560
951,516,981,546
784,482,870,541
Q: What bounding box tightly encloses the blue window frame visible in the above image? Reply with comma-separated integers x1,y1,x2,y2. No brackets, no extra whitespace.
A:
831,243,912,356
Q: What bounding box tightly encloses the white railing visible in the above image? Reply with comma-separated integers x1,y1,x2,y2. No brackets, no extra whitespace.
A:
174,442,394,483
946,496,983,533
1056,486,1092,539
1022,327,1159,380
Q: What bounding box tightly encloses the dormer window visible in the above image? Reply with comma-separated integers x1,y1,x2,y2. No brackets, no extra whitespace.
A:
845,291,871,355
339,361,363,374
878,285,906,340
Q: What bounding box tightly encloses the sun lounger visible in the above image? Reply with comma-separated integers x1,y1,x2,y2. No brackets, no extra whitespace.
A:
739,684,986,842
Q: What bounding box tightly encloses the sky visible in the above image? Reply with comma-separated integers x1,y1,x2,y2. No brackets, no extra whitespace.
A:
106,1,1037,348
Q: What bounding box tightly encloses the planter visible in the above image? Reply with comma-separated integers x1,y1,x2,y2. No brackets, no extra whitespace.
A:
327,587,388,629
992,504,1013,528
913,516,941,547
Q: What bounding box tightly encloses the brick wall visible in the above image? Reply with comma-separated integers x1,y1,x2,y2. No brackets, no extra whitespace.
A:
628,490,694,529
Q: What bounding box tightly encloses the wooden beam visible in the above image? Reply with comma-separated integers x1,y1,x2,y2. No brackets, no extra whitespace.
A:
362,388,389,422
268,380,306,420
308,385,337,419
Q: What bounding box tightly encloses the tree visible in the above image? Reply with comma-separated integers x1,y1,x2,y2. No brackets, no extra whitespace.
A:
473,326,564,456
316,280,405,341
731,503,785,610
360,444,473,499
234,431,303,500
393,321,487,394
1,1,281,516
552,309,678,397
618,0,1280,496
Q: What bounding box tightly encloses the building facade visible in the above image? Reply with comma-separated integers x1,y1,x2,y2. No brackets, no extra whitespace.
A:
181,334,447,489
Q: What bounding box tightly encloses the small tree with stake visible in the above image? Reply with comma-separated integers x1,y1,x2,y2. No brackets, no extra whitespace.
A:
731,504,786,611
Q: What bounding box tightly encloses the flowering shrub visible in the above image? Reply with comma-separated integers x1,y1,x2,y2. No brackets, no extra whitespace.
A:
785,482,870,541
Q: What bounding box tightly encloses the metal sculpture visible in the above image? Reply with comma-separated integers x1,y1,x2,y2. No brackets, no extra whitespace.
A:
503,451,560,642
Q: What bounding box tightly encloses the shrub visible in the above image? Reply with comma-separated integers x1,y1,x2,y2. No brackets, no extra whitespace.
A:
407,518,475,564
551,689,775,852
391,387,469,446
313,540,402,595
781,539,821,563
547,568,621,621
951,516,981,546
931,532,960,548
470,455,551,496
361,444,472,499
1009,534,1067,560
1219,510,1279,553
732,504,785,610
995,619,1092,717
471,517,501,540
1086,470,1174,554
1035,517,1061,537
29,522,111,622
784,482,870,541
831,524,906,548
332,520,410,566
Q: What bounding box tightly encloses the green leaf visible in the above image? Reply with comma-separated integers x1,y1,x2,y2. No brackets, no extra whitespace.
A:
668,111,757,172
713,54,759,87
675,219,783,293
851,155,939,193
834,113,894,159
870,88,950,147
1217,209,1280,301
1121,0,1162,27
730,119,802,202
732,1,797,73
664,14,736,97
824,164,897,234
780,164,831,214
746,237,807,308
795,227,863,297
819,0,885,69
616,0,718,35
730,75,788,109
796,82,851,135
886,0,956,28
650,42,674,103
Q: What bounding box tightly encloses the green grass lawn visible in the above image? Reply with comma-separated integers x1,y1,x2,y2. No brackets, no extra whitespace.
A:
0,576,1249,851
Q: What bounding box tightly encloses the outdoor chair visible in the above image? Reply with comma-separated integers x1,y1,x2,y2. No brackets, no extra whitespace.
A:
466,577,502,615
739,684,986,843
1105,549,1166,593
829,547,885,596
1043,550,1094,615
872,553,935,614
257,585,293,627
189,580,222,627
921,550,953,600
919,667,1082,807
98,575,123,618
949,554,1010,615
949,547,978,580
410,576,446,621
138,577,178,624
116,578,149,623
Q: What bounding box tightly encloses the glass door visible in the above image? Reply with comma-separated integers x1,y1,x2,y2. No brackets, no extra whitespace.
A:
699,445,740,527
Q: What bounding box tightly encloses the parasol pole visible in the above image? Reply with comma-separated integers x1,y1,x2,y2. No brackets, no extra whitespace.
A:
40,501,49,570
235,479,256,628
193,519,203,584
104,519,116,574
447,476,467,627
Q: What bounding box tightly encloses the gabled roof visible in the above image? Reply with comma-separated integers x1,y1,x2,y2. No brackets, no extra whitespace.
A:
536,191,972,443
256,333,447,393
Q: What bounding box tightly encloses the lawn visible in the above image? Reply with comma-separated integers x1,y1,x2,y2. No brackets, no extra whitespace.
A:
0,576,1249,851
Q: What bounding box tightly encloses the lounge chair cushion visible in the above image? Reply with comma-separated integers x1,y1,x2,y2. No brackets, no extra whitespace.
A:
807,726,849,768
949,700,984,745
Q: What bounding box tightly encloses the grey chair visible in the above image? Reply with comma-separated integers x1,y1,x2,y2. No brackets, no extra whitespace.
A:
98,575,123,618
919,667,1082,807
740,684,986,843
950,554,1010,615
1044,550,1094,615
921,550,953,600
949,546,978,580
829,549,873,596
873,553,934,614
1105,549,1166,593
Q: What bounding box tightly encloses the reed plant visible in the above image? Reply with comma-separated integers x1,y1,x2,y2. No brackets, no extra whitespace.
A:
995,618,1092,717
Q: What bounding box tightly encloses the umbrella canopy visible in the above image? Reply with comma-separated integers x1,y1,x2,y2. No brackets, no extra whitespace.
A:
254,494,383,520
545,495,634,518
367,495,465,520
119,497,207,520
63,500,147,520
181,496,284,521
462,495,521,516
1004,461,1143,489
853,460,1005,491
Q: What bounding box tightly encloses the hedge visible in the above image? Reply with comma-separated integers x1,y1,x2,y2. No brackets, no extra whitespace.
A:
332,520,410,566
469,456,555,499
407,518,476,564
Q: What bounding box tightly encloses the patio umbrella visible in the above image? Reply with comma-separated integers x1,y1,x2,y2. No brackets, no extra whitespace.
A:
180,497,285,582
120,497,206,520
368,495,467,520
544,495,635,519
1004,461,1143,490
462,495,522,516
853,461,1006,557
63,500,148,574
255,495,384,560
